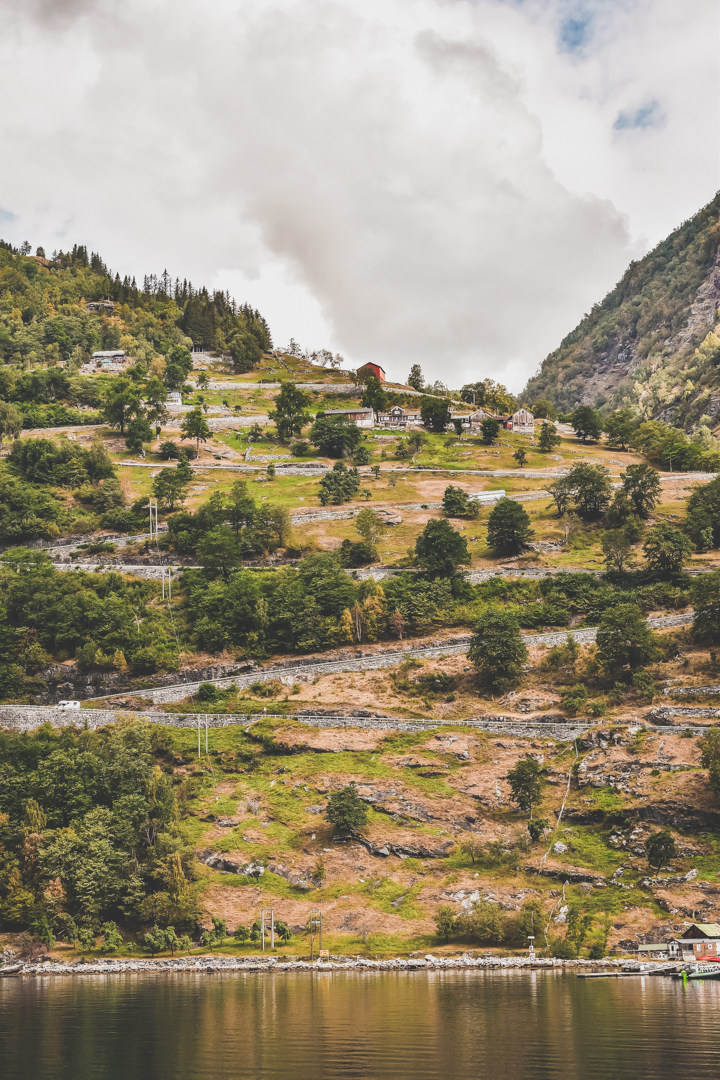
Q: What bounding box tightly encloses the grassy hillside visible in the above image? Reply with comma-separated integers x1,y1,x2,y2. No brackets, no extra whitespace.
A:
522,193,720,425
1,713,719,961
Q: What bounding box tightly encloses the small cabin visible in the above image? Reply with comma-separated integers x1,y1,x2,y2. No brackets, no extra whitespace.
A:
637,943,672,961
166,391,182,406
324,407,375,429
673,923,720,960
467,408,495,428
501,408,534,433
357,362,386,382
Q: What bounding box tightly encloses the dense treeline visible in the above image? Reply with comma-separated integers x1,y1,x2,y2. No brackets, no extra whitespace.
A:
0,241,271,375
523,192,720,421
0,721,198,939
0,542,694,692
0,552,179,692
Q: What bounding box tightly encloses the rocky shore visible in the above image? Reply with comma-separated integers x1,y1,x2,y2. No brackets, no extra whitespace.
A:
0,955,688,977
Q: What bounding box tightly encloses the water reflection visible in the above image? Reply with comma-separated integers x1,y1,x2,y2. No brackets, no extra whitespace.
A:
1,971,718,1080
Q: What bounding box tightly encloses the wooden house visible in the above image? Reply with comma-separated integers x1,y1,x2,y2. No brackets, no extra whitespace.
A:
324,407,375,429
673,923,720,960
501,408,534,433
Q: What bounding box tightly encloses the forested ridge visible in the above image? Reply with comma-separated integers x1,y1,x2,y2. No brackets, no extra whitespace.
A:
522,193,720,423
0,240,271,375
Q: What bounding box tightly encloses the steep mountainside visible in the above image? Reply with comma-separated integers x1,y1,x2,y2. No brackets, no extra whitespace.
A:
522,194,720,425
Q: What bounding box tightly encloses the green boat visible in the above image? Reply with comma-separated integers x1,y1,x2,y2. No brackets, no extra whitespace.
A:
677,965,720,980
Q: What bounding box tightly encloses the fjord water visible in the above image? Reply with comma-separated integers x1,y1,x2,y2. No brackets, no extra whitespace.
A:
1,971,718,1080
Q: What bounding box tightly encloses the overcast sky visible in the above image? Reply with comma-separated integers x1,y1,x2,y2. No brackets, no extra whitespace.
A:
0,0,717,390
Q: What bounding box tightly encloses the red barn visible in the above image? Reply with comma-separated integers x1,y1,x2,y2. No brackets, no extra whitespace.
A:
357,362,386,382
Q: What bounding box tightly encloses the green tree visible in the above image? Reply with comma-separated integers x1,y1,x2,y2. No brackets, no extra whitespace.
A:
414,518,469,577
645,830,677,876
538,422,561,452
643,522,693,576
420,397,451,432
197,372,210,390
226,480,256,536
692,570,720,643
181,406,211,455
686,476,720,549
565,462,612,517
532,399,557,420
605,408,636,451
571,405,603,442
468,608,528,690
621,464,661,518
406,431,427,455
0,401,23,445
601,529,635,573
152,467,189,511
528,818,550,843
565,902,594,958
361,376,389,414
309,415,362,457
698,727,720,797
100,921,123,955
595,603,658,673
233,923,250,943
317,461,361,505
480,417,500,444
513,447,528,467
506,757,546,814
407,364,424,391
353,445,372,466
125,415,153,452
441,485,479,519
144,377,170,434
547,475,574,517
435,905,456,941
143,925,167,956
486,498,534,555
324,782,368,835
196,525,243,579
101,377,143,435
356,508,383,545
269,382,310,440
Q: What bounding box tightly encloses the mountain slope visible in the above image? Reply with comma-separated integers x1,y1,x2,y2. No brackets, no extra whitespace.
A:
522,193,720,425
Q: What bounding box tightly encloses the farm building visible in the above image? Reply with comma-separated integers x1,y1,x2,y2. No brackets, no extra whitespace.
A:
673,924,720,960
377,405,423,427
501,408,534,433
324,407,375,429
357,362,386,382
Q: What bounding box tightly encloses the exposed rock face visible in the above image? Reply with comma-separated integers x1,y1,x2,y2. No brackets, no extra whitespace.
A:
522,194,720,421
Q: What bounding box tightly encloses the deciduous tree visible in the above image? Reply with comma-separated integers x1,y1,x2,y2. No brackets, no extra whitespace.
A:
468,608,528,690
486,498,534,555
414,519,469,577
643,523,693,576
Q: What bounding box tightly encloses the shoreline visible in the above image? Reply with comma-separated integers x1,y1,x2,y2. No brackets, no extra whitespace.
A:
1,955,686,977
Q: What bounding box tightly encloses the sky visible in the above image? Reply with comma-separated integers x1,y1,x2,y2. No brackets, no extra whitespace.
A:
0,0,717,391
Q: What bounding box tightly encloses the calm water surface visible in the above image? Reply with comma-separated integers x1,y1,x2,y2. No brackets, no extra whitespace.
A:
1,970,718,1080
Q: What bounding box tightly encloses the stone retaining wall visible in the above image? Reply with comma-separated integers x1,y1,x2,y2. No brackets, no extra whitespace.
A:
0,704,595,740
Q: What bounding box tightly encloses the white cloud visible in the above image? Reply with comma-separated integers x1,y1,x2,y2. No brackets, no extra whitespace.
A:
0,0,716,390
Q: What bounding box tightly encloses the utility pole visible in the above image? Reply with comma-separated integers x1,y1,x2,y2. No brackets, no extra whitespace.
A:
308,910,322,962
261,908,275,952
148,498,159,541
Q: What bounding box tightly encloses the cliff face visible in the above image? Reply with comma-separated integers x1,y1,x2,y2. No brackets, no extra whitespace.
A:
522,193,720,426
